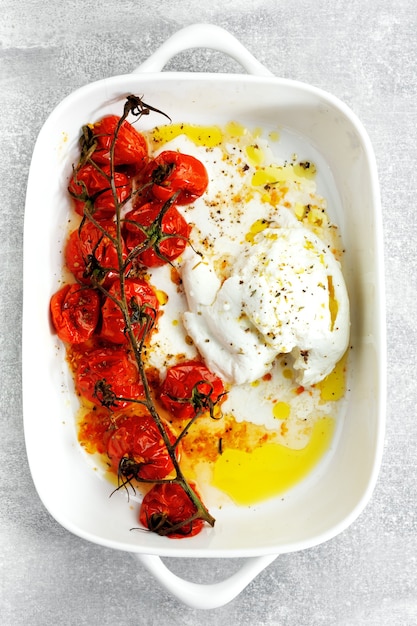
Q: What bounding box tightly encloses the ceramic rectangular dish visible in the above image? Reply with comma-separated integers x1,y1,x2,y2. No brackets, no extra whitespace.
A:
22,24,386,609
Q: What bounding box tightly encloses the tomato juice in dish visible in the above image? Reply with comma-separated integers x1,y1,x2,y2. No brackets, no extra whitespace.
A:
50,99,350,538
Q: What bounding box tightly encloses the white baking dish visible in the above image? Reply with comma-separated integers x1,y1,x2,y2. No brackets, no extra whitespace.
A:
22,24,386,609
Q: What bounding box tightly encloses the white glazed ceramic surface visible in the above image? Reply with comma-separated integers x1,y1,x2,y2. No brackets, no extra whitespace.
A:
22,24,385,608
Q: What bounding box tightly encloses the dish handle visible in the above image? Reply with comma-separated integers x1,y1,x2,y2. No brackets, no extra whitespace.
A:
132,23,273,77
133,553,278,609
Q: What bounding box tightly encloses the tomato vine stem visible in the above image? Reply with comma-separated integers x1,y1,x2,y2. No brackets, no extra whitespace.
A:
74,95,218,535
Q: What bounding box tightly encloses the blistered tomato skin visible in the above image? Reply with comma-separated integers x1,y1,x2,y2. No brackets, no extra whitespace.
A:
74,346,144,409
88,115,148,169
68,164,131,220
123,200,191,267
50,284,100,344
146,151,209,205
107,413,177,481
159,360,226,419
100,278,160,345
65,220,128,288
139,482,205,539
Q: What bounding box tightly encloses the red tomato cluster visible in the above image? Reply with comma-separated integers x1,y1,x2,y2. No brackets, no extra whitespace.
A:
67,114,208,270
120,148,208,267
50,110,223,539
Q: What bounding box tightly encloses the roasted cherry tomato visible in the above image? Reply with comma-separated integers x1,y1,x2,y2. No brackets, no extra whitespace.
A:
88,115,148,169
107,413,177,481
123,200,191,267
159,360,225,419
146,151,208,205
50,284,100,344
68,164,131,220
65,220,127,287
100,278,159,345
139,482,204,538
74,346,143,409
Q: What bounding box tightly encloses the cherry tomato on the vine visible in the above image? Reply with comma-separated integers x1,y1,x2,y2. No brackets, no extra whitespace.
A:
159,360,226,420
123,200,191,267
68,164,131,220
65,220,127,288
50,284,100,344
88,115,148,169
100,278,160,345
107,412,177,481
146,151,209,205
74,345,143,409
139,482,205,538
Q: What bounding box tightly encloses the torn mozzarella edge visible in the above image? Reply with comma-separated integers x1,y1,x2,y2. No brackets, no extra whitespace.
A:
182,269,278,385
181,241,349,388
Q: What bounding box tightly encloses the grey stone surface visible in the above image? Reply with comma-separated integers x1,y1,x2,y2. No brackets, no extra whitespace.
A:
1,0,416,624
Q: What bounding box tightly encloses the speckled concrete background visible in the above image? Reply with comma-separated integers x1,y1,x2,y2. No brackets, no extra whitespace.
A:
1,1,416,624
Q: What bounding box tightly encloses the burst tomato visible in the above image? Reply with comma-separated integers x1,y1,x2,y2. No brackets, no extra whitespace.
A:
100,278,159,345
107,412,177,481
74,345,143,409
146,151,208,205
88,115,148,169
123,200,191,267
159,360,226,420
50,284,100,344
65,220,127,287
68,164,131,220
139,482,204,538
